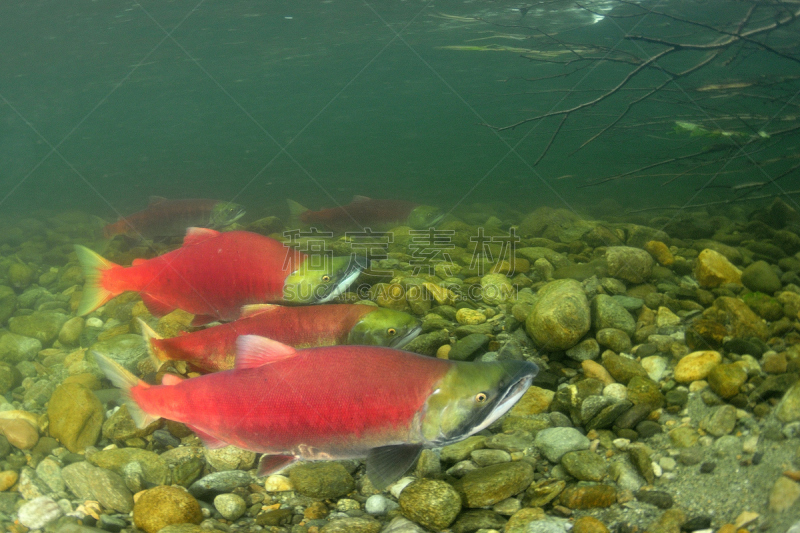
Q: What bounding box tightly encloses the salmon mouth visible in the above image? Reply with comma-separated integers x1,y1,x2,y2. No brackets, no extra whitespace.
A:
468,364,536,435
388,324,422,348
317,261,362,303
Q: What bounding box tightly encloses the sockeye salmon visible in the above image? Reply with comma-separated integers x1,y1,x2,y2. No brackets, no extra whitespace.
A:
75,228,361,325
104,197,245,239
288,196,444,232
95,335,537,489
142,303,422,373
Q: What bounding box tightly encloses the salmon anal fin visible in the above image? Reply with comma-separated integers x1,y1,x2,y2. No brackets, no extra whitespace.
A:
240,304,280,318
183,227,220,246
235,335,297,370
351,195,372,203
185,424,229,449
190,314,218,327
257,455,297,477
366,444,423,490
140,293,175,318
148,196,167,206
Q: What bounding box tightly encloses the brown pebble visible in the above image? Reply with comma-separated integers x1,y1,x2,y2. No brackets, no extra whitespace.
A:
558,484,617,509
574,516,610,533
0,418,38,450
0,470,18,491
716,524,737,533
763,352,788,374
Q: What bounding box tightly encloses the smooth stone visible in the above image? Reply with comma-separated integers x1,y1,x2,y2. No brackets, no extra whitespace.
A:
365,494,399,515
35,457,65,493
471,448,511,466
133,485,202,533
777,381,800,423
566,338,600,362
455,308,487,325
58,317,85,346
62,461,133,513
573,516,611,533
0,418,38,450
90,334,148,372
640,356,668,382
694,249,741,288
381,516,428,533
526,279,590,351
769,476,800,512
707,364,747,399
592,295,636,336
561,451,607,481
398,478,461,530
289,462,354,499
451,461,534,508
655,306,681,328
90,448,169,487
8,311,69,346
635,489,674,509
481,274,514,305
558,484,617,509
213,493,247,521
0,333,42,364
741,261,782,294
17,496,62,529
626,376,664,409
601,352,648,385
701,405,737,436
712,297,769,340
674,351,722,383
605,246,654,283
188,470,252,499
204,446,256,472
669,427,699,448
534,427,590,463
450,509,507,533
47,382,104,453
448,334,490,362
0,286,17,326
441,435,486,463
319,517,381,533
595,329,632,354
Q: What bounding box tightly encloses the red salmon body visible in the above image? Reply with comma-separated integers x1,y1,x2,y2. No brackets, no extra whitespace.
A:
104,198,244,239
146,304,377,372
133,345,452,457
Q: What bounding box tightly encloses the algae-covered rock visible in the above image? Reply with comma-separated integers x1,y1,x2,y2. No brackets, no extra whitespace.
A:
398,478,461,530
47,382,104,453
133,485,202,533
0,286,17,326
694,249,741,288
526,279,590,351
90,334,148,372
289,462,354,499
451,461,534,508
605,246,653,284
8,311,69,346
740,260,782,294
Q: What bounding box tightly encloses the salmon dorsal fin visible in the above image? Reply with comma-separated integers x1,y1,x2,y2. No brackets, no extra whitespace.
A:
131,258,146,266
183,227,220,246
235,335,297,370
351,195,372,203
148,196,167,206
240,304,281,318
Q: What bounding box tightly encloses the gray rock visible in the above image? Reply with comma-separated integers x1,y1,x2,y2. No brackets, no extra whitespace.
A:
188,470,252,499
516,247,572,269
470,449,511,467
450,509,508,533
485,430,534,453
17,496,62,529
533,427,590,463
204,446,256,472
289,462,354,499
525,518,570,533
62,461,133,513
565,338,600,362
612,295,644,312
0,332,42,364
440,436,486,463
18,467,52,500
90,334,148,372
35,457,65,493
596,328,632,353
701,404,737,436
777,380,800,423
213,493,247,520
365,494,399,515
448,334,490,361
320,517,381,533
592,295,636,336
741,260,782,294
605,246,654,283
380,516,427,533
526,279,590,351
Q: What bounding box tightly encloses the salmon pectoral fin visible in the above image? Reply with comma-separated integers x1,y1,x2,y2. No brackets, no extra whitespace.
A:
140,293,176,318
183,227,220,247
256,454,298,477
235,335,298,370
185,424,229,449
366,444,424,491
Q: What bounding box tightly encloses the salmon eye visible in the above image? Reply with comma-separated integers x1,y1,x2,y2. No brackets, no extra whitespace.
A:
475,392,488,403
322,275,331,282
387,328,397,336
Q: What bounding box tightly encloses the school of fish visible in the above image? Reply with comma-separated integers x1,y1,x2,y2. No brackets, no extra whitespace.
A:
85,197,537,489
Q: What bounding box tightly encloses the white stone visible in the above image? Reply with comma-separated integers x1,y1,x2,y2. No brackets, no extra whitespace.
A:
641,356,668,382
603,383,628,401
389,476,416,499
18,496,62,529
365,494,399,515
86,317,104,328
263,474,293,492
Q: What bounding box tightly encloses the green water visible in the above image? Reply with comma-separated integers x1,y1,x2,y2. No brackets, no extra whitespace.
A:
1,0,798,220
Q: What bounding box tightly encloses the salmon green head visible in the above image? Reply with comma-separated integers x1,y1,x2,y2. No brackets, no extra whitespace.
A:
347,308,422,348
407,205,445,229
210,202,246,228
283,256,362,304
420,359,537,446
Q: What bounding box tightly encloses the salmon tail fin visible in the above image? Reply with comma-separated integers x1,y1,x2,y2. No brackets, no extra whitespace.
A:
74,245,120,316
286,199,309,227
138,318,167,369
93,352,159,429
